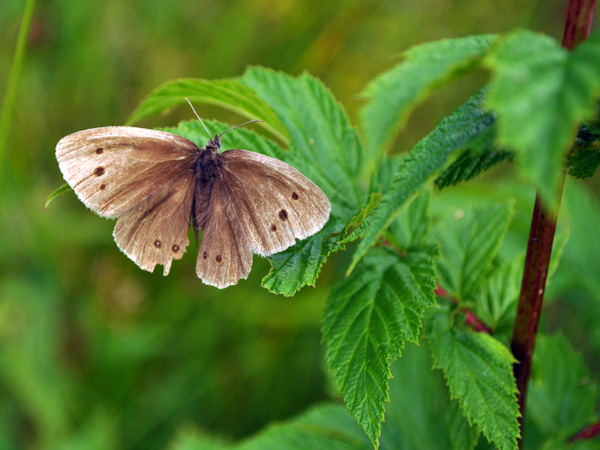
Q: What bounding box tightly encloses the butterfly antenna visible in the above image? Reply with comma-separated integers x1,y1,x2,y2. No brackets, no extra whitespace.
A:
217,119,264,138
185,98,211,138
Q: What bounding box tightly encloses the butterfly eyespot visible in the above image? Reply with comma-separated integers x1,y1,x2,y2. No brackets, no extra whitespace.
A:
279,209,288,221
95,148,104,154
202,251,207,260
99,184,106,191
271,224,277,232
171,244,179,252
154,239,162,248
94,166,105,176
215,254,222,263
291,192,299,200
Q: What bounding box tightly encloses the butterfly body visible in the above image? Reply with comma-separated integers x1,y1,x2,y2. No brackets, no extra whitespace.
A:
193,136,223,231
56,126,330,288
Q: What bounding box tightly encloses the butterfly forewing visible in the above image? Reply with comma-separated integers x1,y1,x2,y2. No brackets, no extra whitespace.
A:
56,127,198,217
113,170,196,275
218,149,331,257
196,175,253,288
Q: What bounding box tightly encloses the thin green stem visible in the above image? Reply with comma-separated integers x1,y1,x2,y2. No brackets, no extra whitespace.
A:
0,0,37,163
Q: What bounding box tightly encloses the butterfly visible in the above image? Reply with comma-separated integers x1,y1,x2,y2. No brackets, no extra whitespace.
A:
55,103,331,288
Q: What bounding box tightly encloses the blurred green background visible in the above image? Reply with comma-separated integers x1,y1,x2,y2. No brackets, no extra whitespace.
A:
1,0,597,449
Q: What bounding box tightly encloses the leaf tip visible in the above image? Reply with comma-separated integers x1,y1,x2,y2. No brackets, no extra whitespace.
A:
45,183,71,210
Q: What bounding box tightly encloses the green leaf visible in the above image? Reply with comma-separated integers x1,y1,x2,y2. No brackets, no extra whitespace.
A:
45,183,71,210
387,187,431,251
323,246,438,447
547,227,569,281
538,439,600,450
379,343,476,450
168,427,229,450
485,29,600,207
427,306,520,450
473,258,522,333
568,124,600,179
360,35,498,163
567,147,600,179
435,203,514,301
238,67,365,294
539,439,568,450
260,221,338,296
370,154,404,194
161,119,285,160
263,193,382,295
471,224,566,336
241,67,365,220
528,334,597,439
126,77,288,143
349,88,496,274
445,399,480,450
334,193,381,246
233,404,371,450
435,147,513,189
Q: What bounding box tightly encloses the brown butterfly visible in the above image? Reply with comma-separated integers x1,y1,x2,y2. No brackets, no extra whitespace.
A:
56,102,331,288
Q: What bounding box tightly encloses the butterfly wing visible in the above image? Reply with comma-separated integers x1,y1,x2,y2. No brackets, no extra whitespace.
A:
113,170,196,275
217,149,331,257
56,126,198,217
196,175,253,288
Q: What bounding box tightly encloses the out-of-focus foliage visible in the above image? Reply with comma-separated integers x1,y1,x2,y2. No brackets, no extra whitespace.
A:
486,29,600,207
2,0,600,449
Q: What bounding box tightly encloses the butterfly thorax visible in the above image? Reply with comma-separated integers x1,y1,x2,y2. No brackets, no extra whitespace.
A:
195,136,222,186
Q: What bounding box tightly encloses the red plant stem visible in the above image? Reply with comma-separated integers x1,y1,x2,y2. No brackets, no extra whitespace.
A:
435,284,492,333
464,309,492,334
569,419,600,442
561,0,596,49
511,189,564,444
510,0,595,447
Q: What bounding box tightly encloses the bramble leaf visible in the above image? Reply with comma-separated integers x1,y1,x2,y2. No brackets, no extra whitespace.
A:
387,187,431,251
380,343,478,450
349,88,495,274
427,306,520,450
360,35,497,164
168,404,371,450
529,334,597,440
323,246,438,447
335,193,381,247
161,119,285,160
486,29,600,207
239,68,366,294
242,67,365,219
127,77,288,142
445,399,480,450
435,203,514,301
473,258,522,333
234,404,371,450
260,221,339,296
435,148,513,189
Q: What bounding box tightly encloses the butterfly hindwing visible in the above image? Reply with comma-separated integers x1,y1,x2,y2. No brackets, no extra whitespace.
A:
196,175,253,288
113,170,196,275
218,149,331,257
56,127,198,217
